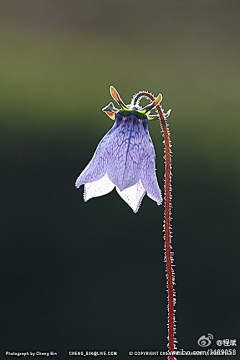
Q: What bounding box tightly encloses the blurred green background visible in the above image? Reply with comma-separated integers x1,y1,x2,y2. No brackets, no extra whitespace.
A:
1,1,239,359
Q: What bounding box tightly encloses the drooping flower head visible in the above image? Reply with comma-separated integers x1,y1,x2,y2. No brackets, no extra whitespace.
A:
75,86,169,213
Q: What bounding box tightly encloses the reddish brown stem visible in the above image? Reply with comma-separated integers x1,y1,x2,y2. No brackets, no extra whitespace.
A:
135,92,176,360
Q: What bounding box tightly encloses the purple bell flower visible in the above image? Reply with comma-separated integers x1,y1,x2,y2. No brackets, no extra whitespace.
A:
75,86,163,213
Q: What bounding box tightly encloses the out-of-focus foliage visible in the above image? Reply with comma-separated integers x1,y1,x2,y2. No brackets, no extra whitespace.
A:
1,1,239,187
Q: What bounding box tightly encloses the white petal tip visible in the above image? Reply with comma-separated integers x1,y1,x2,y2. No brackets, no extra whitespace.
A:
83,174,115,202
75,179,81,188
116,181,146,214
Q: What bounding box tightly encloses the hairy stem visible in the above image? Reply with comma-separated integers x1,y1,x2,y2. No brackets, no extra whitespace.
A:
135,92,176,360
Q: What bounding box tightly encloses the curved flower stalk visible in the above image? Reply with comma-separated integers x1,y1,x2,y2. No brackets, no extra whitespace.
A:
133,90,176,359
75,86,164,213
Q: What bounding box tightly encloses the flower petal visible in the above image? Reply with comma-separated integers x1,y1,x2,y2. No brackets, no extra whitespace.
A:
107,115,143,190
136,130,162,206
75,128,114,188
116,180,146,213
84,173,115,201
141,158,162,205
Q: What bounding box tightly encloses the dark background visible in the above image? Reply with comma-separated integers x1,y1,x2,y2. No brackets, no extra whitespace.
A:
1,1,239,359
